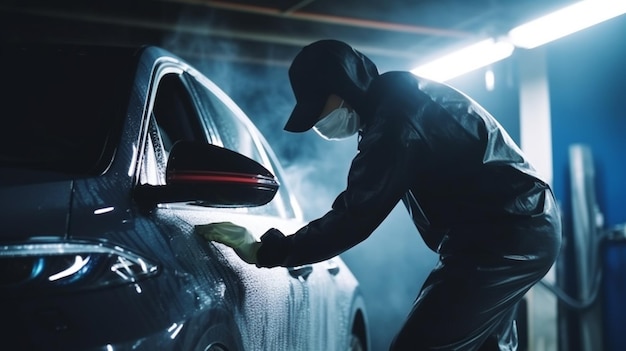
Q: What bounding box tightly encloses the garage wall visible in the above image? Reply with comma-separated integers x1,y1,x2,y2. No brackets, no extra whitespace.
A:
546,14,626,230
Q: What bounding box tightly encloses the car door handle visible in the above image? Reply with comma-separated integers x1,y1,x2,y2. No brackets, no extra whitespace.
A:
326,260,340,276
288,265,313,281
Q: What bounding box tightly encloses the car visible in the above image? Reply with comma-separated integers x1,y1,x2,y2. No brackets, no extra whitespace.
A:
0,43,369,351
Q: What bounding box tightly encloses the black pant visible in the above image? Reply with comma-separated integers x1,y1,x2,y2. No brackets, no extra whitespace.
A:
390,192,562,350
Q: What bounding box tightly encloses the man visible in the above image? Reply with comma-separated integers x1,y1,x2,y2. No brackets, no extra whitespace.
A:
197,39,562,350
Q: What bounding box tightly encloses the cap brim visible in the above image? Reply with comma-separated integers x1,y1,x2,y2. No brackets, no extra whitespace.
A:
283,97,326,133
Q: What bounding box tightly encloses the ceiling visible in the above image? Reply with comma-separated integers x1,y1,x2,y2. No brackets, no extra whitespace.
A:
1,0,575,71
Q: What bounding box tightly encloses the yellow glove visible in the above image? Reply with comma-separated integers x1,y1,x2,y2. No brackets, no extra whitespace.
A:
195,221,261,264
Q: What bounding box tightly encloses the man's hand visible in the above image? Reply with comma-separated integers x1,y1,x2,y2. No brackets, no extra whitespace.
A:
195,222,261,264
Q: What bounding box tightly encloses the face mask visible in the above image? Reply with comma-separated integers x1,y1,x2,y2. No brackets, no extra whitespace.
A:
313,102,361,141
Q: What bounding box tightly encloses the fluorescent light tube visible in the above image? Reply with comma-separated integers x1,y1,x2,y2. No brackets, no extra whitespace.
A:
508,0,626,49
411,39,514,82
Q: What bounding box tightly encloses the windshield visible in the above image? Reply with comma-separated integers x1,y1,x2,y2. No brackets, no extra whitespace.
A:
0,44,136,175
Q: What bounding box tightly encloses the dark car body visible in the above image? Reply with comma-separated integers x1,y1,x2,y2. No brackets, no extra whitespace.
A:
0,44,368,351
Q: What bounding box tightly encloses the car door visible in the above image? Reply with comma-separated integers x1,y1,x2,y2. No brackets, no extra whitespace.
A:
184,69,351,350
137,61,329,350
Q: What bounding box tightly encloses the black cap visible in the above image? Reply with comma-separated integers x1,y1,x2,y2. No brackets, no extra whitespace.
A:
284,39,378,133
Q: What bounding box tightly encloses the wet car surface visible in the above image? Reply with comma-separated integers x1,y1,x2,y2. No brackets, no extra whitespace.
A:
0,44,368,351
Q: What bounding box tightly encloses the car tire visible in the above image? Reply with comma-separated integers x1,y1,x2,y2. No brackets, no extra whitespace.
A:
193,319,244,351
197,326,242,351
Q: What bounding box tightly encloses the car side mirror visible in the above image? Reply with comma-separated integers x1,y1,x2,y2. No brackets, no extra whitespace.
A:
134,141,279,208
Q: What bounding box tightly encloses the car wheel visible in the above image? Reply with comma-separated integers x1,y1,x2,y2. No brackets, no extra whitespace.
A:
348,333,365,351
205,343,229,351
194,317,244,351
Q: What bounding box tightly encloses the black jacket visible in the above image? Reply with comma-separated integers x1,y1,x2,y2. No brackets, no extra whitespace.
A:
257,71,556,268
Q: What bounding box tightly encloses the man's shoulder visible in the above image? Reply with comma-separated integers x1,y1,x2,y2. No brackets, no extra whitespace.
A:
367,71,433,107
374,71,418,87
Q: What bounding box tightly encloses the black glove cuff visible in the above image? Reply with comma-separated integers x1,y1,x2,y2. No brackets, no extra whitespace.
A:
256,228,290,268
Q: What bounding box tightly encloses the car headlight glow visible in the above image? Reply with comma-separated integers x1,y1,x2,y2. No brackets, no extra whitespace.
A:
0,240,160,294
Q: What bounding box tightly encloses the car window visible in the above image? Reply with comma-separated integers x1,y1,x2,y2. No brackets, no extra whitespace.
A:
190,82,262,163
140,70,201,187
152,73,206,153
186,73,297,219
